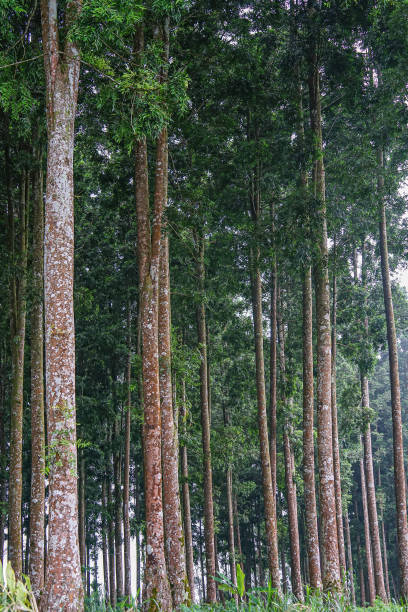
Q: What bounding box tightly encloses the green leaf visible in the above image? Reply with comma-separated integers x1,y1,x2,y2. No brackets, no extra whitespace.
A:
6,562,15,593
236,563,245,599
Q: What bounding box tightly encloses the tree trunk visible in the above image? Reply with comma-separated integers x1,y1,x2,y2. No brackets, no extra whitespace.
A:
0,354,5,565
344,510,356,606
199,517,206,601
360,450,375,606
8,170,28,580
123,308,132,602
29,163,45,600
159,233,188,608
331,269,346,578
308,36,340,591
196,235,217,604
249,233,280,590
180,379,195,602
102,480,110,603
40,0,83,607
278,300,303,601
107,475,116,608
283,424,303,601
114,439,124,600
382,519,391,602
269,208,277,496
362,415,387,600
378,146,408,600
136,123,171,610
302,265,322,590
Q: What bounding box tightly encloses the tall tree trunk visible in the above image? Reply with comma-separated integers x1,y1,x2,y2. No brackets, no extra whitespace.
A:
196,235,216,604
344,510,356,606
123,308,132,602
159,233,188,608
102,480,110,604
136,123,171,610
360,450,376,606
107,474,116,608
302,265,322,590
308,32,340,591
40,0,83,607
8,170,28,579
382,518,391,602
114,439,124,600
269,206,277,497
199,517,205,600
355,499,366,606
378,146,408,600
29,163,45,600
331,268,346,578
180,379,195,603
378,465,391,601
278,302,303,602
362,416,386,600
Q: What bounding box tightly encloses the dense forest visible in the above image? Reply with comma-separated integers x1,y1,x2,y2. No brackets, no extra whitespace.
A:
2,1,408,611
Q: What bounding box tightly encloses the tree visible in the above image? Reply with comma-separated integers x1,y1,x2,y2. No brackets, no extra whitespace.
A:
40,0,84,607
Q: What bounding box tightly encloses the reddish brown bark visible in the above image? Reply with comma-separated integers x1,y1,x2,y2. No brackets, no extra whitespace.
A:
40,0,83,607
136,123,171,610
8,171,28,580
29,164,45,600
159,233,188,607
360,449,375,606
196,235,217,604
302,265,322,590
331,270,346,578
356,506,366,607
378,146,408,600
180,379,195,603
308,35,340,591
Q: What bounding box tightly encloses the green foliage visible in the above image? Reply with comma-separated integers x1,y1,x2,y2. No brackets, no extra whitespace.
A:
0,561,38,611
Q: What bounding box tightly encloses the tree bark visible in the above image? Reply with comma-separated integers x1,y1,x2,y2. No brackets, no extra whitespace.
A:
362,413,387,600
344,510,356,606
302,265,322,590
269,208,277,497
8,170,28,580
308,33,340,591
114,433,124,600
136,122,171,610
123,308,132,602
249,242,280,592
159,233,188,608
331,269,346,578
378,146,408,600
180,379,195,603
107,472,116,608
226,468,238,601
40,0,83,607
29,163,45,600
233,494,243,566
196,235,217,604
360,449,376,606
278,303,303,602
102,480,110,603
